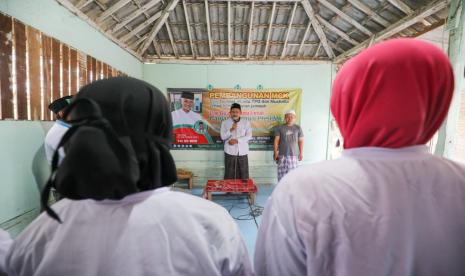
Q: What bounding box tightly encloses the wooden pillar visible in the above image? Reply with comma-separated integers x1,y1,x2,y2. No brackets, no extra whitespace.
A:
435,1,465,159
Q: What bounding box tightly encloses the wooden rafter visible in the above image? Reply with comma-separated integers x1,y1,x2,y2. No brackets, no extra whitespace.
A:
288,42,318,47
165,21,179,58
76,0,93,10
134,34,148,46
59,0,448,63
335,0,449,63
313,42,321,57
264,2,276,59
209,0,300,1
386,0,431,26
347,0,390,27
92,0,149,53
317,15,359,45
246,1,255,59
152,41,162,58
228,1,232,58
111,0,160,33
93,0,132,33
387,0,413,14
145,57,329,64
96,0,132,23
328,41,345,54
301,0,334,58
138,0,180,56
55,0,142,60
205,0,213,58
297,22,311,57
182,0,195,58
281,2,297,59
119,11,162,42
319,0,372,36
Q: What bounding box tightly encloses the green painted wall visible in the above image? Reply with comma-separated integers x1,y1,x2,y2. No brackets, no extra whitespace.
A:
0,0,143,78
0,121,52,236
0,0,141,234
0,1,333,234
143,63,333,185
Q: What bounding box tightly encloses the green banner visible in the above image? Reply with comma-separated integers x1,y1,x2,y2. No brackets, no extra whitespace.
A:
169,88,302,150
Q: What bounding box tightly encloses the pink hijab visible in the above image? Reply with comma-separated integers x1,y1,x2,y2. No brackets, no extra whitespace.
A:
331,39,454,149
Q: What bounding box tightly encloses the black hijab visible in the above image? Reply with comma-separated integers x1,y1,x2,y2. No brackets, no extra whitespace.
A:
42,77,177,222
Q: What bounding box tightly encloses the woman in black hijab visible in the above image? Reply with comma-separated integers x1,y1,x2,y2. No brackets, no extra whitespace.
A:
5,77,253,276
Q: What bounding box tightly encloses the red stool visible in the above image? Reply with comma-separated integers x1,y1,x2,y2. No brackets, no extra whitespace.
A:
203,179,258,205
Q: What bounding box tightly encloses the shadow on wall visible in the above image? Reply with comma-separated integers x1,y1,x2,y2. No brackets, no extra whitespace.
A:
0,121,52,237
32,144,50,194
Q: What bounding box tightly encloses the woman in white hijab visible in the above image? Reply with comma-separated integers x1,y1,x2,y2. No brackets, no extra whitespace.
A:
0,229,12,275
255,39,465,276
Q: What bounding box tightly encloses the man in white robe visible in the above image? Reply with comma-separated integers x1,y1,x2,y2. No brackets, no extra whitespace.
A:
44,96,73,164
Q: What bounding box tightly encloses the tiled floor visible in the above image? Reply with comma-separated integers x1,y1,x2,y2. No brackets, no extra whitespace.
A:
177,183,275,259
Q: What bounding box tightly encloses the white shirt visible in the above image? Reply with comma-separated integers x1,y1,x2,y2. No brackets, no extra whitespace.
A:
6,188,253,276
255,145,465,276
0,229,12,275
171,109,202,126
221,118,252,156
44,120,70,164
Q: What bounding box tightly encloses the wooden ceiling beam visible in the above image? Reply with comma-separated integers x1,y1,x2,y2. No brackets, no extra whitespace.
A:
298,22,311,57
301,0,334,58
228,1,232,58
76,0,93,10
281,2,297,59
205,0,214,58
246,1,255,59
152,40,162,58
55,0,142,60
387,0,413,14
317,15,359,45
319,0,372,36
347,0,390,27
165,21,179,58
119,11,162,42
111,0,160,33
137,0,179,55
182,0,196,58
313,42,321,57
264,2,277,59
96,0,132,23
335,0,449,63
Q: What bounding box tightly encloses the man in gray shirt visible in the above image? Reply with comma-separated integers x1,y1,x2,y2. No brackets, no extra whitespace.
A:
273,109,304,181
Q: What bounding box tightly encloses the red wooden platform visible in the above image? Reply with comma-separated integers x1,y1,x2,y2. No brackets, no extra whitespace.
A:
203,179,258,205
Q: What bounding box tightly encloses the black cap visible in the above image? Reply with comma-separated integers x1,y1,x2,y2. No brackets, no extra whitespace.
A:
48,96,73,114
181,92,194,100
231,103,241,110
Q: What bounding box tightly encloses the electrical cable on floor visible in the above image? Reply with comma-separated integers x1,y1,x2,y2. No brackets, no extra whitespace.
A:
212,194,264,227
247,196,264,228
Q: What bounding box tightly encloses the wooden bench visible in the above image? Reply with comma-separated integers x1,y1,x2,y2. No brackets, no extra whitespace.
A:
176,169,193,189
203,179,257,205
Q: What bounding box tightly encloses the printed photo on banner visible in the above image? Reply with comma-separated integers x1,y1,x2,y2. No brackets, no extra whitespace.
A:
169,88,212,147
168,88,302,150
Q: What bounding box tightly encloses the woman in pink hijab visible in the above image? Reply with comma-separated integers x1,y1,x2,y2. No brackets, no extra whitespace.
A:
255,39,465,276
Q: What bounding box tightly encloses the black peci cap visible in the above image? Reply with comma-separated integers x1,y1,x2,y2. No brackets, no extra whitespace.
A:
48,96,73,114
181,92,194,100
230,103,241,110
